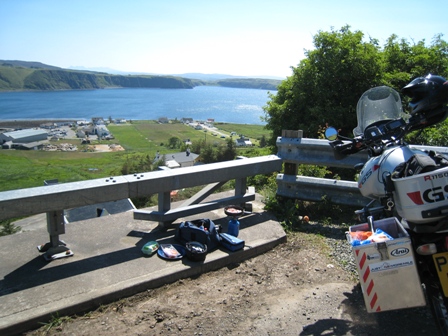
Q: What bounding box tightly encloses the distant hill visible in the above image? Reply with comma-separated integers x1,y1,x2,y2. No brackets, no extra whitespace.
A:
68,67,285,81
0,60,61,70
210,78,281,90
172,73,284,81
0,60,282,91
0,61,196,90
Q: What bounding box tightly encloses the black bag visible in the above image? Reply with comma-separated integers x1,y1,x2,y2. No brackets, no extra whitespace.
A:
394,152,448,178
175,219,221,251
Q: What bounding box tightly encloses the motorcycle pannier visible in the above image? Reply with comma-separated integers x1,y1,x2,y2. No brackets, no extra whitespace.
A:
392,155,448,224
348,217,425,313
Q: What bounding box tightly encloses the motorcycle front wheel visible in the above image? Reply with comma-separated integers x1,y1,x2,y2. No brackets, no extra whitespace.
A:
425,281,448,336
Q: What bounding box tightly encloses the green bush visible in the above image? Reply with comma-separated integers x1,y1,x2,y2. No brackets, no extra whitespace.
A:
1,219,21,236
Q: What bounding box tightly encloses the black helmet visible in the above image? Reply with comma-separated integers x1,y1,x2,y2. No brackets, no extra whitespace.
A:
402,74,448,114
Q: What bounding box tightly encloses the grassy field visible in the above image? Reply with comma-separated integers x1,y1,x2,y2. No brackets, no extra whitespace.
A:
0,149,125,191
0,121,272,192
108,121,270,150
108,121,213,152
214,122,268,141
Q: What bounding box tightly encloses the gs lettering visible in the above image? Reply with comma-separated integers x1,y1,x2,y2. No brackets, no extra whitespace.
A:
422,185,448,203
360,169,372,186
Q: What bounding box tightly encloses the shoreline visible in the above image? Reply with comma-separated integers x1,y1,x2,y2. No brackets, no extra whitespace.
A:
0,119,266,128
0,119,81,128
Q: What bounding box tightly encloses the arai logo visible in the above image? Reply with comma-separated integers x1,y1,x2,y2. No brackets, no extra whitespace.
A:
391,248,409,257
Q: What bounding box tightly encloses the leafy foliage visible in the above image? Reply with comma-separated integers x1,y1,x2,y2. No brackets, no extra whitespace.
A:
263,26,448,142
190,138,237,164
407,121,448,147
382,33,448,89
262,26,448,228
168,136,182,149
0,219,21,236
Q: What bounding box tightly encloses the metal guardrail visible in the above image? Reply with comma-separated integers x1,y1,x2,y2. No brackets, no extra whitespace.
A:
276,137,368,168
4,130,448,259
276,133,448,206
0,155,282,259
276,136,367,206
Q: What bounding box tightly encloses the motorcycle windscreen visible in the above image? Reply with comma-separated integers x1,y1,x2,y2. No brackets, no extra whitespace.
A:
353,86,403,137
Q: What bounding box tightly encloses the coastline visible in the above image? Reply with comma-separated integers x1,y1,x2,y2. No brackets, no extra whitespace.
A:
0,119,81,129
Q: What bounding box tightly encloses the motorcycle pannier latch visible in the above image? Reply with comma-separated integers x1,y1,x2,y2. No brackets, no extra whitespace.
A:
377,242,389,260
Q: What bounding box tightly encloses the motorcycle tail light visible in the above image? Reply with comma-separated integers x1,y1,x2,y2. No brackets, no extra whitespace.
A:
416,243,437,255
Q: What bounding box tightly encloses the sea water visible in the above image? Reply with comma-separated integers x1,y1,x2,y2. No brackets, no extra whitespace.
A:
0,86,274,125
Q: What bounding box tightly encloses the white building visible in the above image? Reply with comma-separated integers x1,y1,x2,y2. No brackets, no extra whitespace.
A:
0,129,48,144
156,150,200,168
235,137,253,147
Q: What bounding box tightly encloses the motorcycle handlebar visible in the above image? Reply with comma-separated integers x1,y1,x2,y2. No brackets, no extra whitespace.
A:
328,118,410,159
329,139,364,159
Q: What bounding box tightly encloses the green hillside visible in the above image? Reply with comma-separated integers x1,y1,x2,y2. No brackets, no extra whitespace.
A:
0,66,35,90
0,60,281,91
0,63,196,91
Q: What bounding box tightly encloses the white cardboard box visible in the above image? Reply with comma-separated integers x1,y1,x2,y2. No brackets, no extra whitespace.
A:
349,217,426,312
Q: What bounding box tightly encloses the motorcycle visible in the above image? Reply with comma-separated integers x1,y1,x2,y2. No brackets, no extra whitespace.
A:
325,74,448,335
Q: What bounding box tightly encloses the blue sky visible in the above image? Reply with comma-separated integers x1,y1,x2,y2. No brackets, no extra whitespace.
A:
0,0,446,78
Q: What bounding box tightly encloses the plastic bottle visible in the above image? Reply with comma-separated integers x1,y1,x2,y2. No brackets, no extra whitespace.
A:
227,218,240,237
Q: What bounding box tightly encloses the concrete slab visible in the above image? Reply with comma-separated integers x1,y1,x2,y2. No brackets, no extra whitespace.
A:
0,196,286,336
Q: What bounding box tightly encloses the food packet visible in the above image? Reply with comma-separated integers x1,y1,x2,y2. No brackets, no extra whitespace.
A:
350,228,393,246
350,230,373,241
141,241,159,255
161,244,181,258
367,228,393,243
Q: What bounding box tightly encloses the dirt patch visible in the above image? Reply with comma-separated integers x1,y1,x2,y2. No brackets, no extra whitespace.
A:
24,228,438,336
88,144,124,152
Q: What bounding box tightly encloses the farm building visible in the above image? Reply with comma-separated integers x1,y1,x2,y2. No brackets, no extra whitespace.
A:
0,129,48,144
181,117,193,124
95,124,110,138
235,137,253,147
155,150,199,168
166,151,199,168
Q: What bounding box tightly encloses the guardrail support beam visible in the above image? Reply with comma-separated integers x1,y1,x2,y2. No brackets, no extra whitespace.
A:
37,210,73,261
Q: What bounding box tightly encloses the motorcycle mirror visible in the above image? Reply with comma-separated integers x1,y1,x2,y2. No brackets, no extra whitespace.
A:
324,127,338,141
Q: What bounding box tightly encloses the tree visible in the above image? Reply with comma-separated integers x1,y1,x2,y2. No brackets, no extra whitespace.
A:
120,153,153,174
200,143,216,163
217,138,237,162
168,136,181,149
263,26,383,141
382,33,448,90
190,139,205,154
263,26,447,142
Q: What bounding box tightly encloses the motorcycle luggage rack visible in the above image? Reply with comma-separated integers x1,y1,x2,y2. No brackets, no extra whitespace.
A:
355,200,385,222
